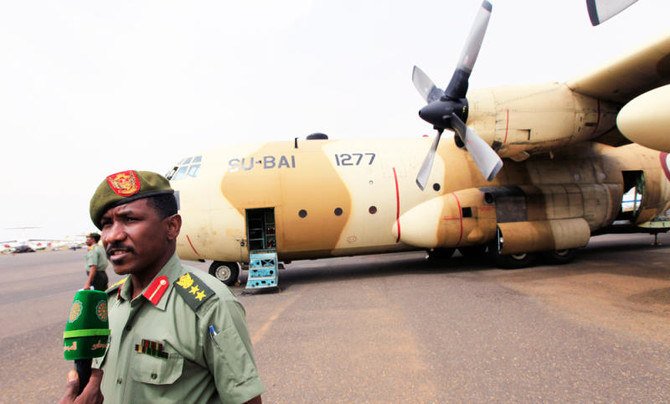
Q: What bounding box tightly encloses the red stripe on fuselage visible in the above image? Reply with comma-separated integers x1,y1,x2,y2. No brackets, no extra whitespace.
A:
452,193,463,245
661,152,670,181
393,167,401,243
186,235,201,257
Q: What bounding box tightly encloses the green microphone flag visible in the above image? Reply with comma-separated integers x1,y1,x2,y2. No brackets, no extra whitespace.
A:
63,289,110,392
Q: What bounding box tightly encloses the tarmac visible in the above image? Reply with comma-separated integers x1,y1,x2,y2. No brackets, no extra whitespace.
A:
1,233,669,402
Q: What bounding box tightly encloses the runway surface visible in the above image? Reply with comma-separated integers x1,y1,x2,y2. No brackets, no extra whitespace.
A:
1,233,669,402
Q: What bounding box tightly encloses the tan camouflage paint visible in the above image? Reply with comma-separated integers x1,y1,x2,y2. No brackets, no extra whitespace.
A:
468,83,620,161
221,140,351,258
568,34,670,152
172,35,670,263
173,136,670,263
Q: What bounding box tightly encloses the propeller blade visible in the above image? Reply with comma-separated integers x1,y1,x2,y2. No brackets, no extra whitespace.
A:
457,1,492,74
450,113,502,181
444,0,492,100
412,66,444,104
413,1,495,190
586,0,638,26
415,129,444,190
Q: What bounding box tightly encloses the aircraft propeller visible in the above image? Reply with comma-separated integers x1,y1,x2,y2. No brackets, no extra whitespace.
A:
413,0,502,190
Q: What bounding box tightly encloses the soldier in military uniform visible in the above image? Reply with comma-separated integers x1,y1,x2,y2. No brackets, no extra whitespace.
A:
60,170,264,404
83,232,109,291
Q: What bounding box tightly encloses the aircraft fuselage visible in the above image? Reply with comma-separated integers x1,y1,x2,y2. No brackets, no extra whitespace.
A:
171,137,670,263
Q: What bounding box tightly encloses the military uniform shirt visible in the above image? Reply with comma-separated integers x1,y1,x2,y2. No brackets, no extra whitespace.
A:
93,254,264,403
85,244,108,273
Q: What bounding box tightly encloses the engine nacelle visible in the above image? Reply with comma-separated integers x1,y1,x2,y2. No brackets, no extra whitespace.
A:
467,83,619,160
496,218,591,255
394,183,621,251
394,188,497,249
617,84,670,152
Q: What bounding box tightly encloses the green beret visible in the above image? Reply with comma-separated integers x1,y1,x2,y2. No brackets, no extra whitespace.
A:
89,170,174,229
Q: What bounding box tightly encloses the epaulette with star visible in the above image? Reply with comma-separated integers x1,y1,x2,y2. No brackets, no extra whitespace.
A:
174,272,214,311
106,276,128,294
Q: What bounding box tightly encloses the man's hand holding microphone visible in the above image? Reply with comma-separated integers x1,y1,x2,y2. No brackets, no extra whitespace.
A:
58,289,108,403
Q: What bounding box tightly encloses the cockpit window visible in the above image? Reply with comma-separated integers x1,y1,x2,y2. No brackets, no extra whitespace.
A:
166,155,202,180
187,164,200,177
173,166,189,180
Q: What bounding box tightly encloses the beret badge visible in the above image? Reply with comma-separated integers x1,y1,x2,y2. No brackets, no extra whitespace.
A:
106,170,141,197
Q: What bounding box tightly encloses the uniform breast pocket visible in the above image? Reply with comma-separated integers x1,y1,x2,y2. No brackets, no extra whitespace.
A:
130,350,184,385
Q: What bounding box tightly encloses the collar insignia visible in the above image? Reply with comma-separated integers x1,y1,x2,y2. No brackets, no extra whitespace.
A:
143,276,169,306
106,276,128,298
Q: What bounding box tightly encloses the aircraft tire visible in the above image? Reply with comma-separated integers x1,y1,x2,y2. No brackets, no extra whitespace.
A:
209,261,240,286
494,252,536,269
487,244,537,269
426,248,455,260
542,249,576,265
458,245,488,259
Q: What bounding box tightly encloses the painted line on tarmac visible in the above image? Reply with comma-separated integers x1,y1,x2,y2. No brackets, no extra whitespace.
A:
251,292,301,345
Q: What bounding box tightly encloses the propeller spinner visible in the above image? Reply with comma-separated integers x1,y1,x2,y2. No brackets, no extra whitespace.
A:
413,0,502,190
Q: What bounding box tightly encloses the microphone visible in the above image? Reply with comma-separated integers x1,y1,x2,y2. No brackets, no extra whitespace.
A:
63,290,110,394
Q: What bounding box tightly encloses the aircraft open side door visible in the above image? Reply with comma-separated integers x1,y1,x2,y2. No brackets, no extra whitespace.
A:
245,208,277,253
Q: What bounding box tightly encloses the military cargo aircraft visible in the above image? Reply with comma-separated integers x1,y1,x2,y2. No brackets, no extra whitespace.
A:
167,1,670,285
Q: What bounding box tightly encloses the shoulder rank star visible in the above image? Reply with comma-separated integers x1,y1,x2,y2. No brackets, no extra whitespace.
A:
174,272,214,311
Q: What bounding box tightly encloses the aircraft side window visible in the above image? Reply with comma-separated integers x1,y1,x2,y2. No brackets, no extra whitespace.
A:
192,156,202,163
183,157,193,165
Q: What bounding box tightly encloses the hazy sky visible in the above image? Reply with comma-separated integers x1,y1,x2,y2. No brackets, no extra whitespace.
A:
1,0,668,241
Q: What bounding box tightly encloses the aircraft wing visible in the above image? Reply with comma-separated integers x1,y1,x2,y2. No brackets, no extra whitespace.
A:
568,35,670,104
567,34,670,146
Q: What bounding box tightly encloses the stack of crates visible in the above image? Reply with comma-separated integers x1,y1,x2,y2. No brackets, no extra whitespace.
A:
246,251,279,289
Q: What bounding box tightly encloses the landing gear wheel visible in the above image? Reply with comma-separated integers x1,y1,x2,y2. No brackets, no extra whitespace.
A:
487,227,536,269
458,245,488,259
488,239,536,269
542,249,576,265
493,252,537,269
426,248,455,260
209,261,240,286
